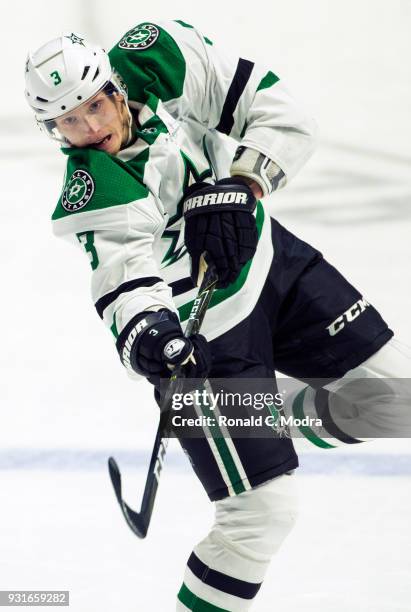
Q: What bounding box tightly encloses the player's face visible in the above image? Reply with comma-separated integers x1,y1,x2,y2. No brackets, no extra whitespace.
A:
54,90,128,154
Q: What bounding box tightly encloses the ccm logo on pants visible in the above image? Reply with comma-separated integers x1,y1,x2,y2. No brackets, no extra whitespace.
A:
326,298,370,336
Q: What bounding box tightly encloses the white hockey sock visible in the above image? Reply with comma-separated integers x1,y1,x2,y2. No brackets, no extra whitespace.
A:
176,473,298,611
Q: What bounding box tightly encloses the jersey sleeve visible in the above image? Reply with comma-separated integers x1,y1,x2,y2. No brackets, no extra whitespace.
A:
52,148,177,339
204,46,317,182
109,19,316,183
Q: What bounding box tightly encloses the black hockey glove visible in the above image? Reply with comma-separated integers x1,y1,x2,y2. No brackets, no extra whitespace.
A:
116,309,211,385
183,178,258,289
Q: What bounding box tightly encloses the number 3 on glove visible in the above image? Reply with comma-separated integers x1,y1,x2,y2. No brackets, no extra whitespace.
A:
182,178,258,288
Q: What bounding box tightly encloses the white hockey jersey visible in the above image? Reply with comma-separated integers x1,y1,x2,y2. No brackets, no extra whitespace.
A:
52,19,316,343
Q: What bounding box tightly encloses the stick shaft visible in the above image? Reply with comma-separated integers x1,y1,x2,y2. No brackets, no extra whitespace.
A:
109,257,218,538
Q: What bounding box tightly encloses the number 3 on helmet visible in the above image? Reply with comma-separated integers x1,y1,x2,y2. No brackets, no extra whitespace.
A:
24,33,127,142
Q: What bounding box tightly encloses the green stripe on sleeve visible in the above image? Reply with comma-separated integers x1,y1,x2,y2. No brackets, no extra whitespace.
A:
174,20,213,44
256,70,279,92
175,19,194,28
178,583,229,612
110,312,119,338
239,120,248,139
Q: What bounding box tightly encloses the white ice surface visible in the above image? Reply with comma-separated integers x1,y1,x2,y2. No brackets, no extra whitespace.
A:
1,1,411,610
1,465,411,612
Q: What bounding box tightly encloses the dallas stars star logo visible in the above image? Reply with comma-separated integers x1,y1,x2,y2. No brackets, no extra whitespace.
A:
118,24,159,51
65,33,85,46
62,170,94,212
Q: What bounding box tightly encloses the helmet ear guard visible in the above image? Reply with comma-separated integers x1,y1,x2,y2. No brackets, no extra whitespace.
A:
101,69,128,100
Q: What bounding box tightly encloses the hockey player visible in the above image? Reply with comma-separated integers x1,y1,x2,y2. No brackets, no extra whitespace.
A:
25,22,410,611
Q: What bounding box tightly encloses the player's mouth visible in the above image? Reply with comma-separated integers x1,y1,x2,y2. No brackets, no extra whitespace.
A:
92,134,112,150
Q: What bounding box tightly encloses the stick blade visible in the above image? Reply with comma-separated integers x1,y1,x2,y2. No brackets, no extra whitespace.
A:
108,457,148,539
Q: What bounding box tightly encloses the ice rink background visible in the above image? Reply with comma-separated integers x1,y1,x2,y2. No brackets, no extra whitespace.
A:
1,1,410,610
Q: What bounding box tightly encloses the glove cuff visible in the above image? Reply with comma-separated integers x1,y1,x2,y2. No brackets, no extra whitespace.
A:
183,180,256,218
116,309,181,375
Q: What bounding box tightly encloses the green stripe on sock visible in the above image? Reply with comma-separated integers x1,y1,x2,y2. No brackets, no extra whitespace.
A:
178,583,229,611
292,388,335,449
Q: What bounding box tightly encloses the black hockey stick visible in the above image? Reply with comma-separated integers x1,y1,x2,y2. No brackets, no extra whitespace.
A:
108,256,218,538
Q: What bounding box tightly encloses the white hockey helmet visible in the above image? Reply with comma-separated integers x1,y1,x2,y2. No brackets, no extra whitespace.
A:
25,33,127,141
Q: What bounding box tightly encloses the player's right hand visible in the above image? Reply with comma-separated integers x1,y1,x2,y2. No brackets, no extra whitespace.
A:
182,178,258,288
116,309,212,384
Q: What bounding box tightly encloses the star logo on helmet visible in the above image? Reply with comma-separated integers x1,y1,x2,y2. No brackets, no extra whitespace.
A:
65,33,85,46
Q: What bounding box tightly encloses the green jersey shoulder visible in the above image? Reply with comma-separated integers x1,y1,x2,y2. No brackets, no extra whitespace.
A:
108,19,212,105
52,147,148,222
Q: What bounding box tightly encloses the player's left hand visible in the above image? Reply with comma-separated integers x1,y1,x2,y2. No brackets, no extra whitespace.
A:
116,309,212,386
183,178,258,288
